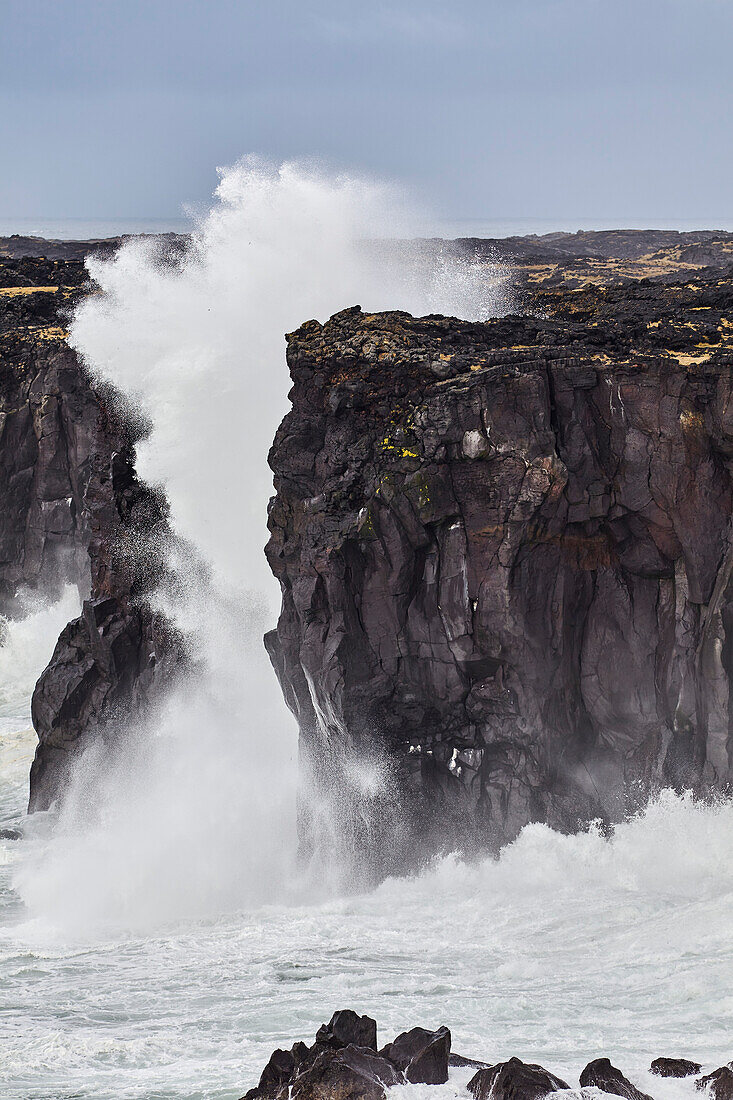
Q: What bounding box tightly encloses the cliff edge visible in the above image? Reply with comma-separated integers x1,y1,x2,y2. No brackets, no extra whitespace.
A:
266,266,733,870
0,251,179,811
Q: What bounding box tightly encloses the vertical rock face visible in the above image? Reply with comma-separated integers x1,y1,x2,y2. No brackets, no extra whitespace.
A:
0,257,179,811
266,286,733,871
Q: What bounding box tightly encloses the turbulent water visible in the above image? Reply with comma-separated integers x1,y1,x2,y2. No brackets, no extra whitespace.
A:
1,162,731,1098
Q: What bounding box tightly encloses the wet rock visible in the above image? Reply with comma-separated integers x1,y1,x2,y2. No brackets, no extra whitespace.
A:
468,1057,569,1100
697,1066,733,1100
380,1025,451,1084
316,1010,378,1052
253,1048,297,1098
651,1058,702,1078
450,1052,492,1069
266,282,733,873
579,1058,653,1100
290,1044,403,1100
0,251,182,813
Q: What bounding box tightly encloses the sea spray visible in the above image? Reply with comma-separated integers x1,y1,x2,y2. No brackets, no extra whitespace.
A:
14,159,508,933
3,790,732,1098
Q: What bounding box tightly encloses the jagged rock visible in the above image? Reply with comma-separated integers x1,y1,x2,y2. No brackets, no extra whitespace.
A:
316,1010,378,1052
579,1058,653,1100
0,252,181,812
380,1025,451,1084
697,1066,733,1100
266,277,733,872
651,1058,702,1077
468,1057,569,1100
450,1052,491,1069
289,1044,403,1100
250,1047,297,1098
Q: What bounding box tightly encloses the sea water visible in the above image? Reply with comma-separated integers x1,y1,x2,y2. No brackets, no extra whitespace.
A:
0,161,730,1098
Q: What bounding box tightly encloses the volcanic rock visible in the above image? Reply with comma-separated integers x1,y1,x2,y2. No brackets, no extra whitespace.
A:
316,1010,378,1052
289,1044,403,1100
380,1025,451,1084
0,250,182,812
651,1058,702,1078
266,265,733,871
450,1052,492,1069
579,1058,653,1100
467,1057,569,1100
697,1066,733,1100
251,1047,297,1098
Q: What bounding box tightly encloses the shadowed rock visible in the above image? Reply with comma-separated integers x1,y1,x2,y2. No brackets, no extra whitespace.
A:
651,1058,702,1078
250,1048,297,1099
380,1025,451,1084
316,1010,378,1052
450,1052,491,1069
697,1066,733,1100
266,279,733,874
580,1058,653,1100
0,255,182,814
289,1044,403,1100
468,1057,569,1100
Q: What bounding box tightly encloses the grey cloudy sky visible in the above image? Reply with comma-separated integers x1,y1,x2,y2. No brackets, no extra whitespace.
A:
2,0,732,222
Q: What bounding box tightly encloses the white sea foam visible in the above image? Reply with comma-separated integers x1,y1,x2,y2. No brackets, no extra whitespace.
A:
1,162,730,1099
9,159,508,936
1,789,731,1098
0,585,81,723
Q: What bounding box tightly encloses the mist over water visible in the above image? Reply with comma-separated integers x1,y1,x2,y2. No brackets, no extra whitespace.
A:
11,159,509,935
1,160,731,1098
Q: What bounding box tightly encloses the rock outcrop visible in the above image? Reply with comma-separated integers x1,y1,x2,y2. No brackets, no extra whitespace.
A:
468,1058,569,1100
651,1058,702,1077
579,1059,653,1100
698,1066,733,1100
241,1013,452,1100
240,1012,707,1100
266,264,733,871
0,252,180,811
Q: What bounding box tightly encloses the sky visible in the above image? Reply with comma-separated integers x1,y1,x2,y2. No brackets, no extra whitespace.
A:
2,0,733,224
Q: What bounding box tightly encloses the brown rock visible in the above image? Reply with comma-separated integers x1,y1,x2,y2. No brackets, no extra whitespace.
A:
468,1057,569,1100
651,1058,702,1078
380,1025,451,1084
579,1058,653,1100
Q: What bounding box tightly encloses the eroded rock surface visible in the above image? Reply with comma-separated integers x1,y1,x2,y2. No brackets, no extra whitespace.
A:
579,1058,653,1100
467,1057,569,1100
266,265,733,870
0,252,180,811
698,1066,733,1100
651,1058,702,1078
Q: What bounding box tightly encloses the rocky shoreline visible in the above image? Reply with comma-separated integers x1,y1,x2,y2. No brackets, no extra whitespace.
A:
4,229,733,848
0,241,182,810
266,256,733,872
238,1010,728,1100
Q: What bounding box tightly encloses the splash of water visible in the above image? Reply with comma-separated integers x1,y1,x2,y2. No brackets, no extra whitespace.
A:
0,586,82,723
14,159,508,935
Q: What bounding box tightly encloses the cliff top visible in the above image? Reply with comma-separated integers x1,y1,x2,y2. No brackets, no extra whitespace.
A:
287,263,733,411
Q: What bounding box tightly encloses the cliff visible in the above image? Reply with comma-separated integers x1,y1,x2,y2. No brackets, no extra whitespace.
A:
266,264,733,871
0,253,179,811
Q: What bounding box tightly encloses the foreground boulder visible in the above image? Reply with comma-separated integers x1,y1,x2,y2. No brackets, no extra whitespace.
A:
290,1045,402,1100
380,1026,451,1084
579,1058,653,1100
651,1058,702,1078
468,1057,569,1100
240,1012,456,1100
697,1066,733,1100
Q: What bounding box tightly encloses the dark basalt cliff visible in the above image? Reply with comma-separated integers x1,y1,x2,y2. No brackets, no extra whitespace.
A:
266,264,733,870
0,252,178,812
